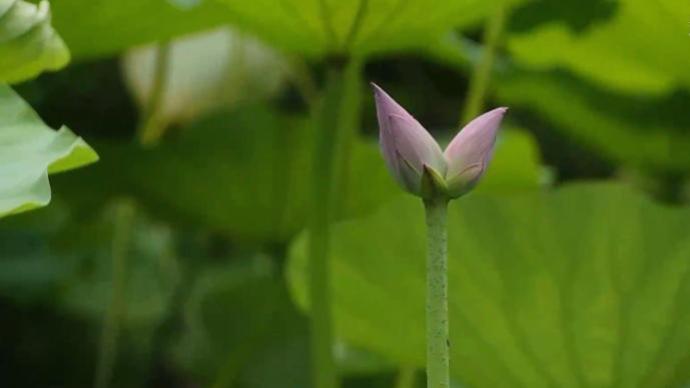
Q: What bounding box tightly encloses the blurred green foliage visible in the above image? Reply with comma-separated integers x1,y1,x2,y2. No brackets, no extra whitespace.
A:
496,70,690,174
2,0,690,387
507,0,690,95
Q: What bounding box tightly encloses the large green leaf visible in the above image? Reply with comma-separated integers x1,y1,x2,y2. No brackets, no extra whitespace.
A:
51,0,527,60
507,0,690,94
0,85,98,218
215,0,526,56
0,0,69,83
287,183,690,387
50,0,232,60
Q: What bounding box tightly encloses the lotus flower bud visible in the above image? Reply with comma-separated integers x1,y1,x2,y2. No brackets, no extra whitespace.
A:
372,83,507,200
372,83,447,196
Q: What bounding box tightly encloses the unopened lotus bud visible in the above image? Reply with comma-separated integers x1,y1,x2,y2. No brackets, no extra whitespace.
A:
372,83,446,197
372,83,507,200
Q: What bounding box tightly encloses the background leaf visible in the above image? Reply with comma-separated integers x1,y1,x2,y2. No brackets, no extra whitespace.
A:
496,69,690,173
0,85,98,218
50,0,232,60
0,0,69,83
287,183,690,387
0,200,178,327
52,0,528,60
215,0,528,56
122,27,288,129
507,0,690,95
172,256,310,387
0,200,181,386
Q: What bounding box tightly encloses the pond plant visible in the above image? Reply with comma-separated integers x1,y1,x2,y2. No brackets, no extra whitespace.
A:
372,83,507,387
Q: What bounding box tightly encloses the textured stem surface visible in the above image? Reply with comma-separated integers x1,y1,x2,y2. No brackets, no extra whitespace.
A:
424,199,450,388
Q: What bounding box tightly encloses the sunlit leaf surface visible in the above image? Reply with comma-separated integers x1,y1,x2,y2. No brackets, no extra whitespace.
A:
215,0,525,56
507,0,690,94
288,183,690,387
0,86,98,218
51,0,526,59
0,0,69,83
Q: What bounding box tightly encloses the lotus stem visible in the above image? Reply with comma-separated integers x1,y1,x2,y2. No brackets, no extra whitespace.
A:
308,58,361,388
423,198,450,388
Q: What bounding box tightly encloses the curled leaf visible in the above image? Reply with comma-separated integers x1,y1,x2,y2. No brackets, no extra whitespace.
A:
0,85,98,218
0,0,70,83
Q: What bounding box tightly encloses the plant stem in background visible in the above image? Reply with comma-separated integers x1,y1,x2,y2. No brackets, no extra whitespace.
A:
308,59,361,388
138,42,171,146
424,199,450,388
285,56,319,107
94,201,135,388
461,4,509,123
342,0,369,52
395,366,418,388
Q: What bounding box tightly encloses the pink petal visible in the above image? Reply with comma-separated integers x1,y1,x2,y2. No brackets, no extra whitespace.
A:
371,83,446,194
444,107,507,181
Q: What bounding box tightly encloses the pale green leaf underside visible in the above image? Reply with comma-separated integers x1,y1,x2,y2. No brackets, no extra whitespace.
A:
216,0,525,56
0,85,98,218
507,0,690,94
288,183,690,387
0,0,70,84
51,0,525,60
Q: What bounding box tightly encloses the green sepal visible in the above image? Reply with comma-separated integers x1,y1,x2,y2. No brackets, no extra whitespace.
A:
421,164,449,201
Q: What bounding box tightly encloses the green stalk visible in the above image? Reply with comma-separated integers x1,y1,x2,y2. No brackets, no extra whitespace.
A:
424,199,450,388
138,42,171,146
461,4,509,123
94,201,135,388
394,366,418,388
308,59,361,388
